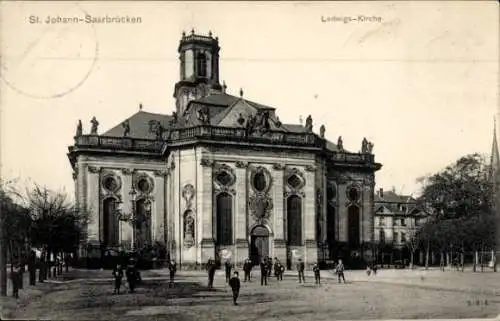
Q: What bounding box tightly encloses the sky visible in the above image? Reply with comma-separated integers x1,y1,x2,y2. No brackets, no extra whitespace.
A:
1,1,498,198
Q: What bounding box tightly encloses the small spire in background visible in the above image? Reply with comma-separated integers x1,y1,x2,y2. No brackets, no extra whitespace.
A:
239,88,244,98
191,28,195,35
139,103,143,110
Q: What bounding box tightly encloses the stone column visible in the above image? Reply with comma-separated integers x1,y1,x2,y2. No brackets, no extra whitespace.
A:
304,165,317,266
337,183,348,243
272,163,286,264
120,169,134,250
235,161,249,266
86,166,101,244
153,170,166,244
200,158,214,262
362,174,375,260
76,161,87,257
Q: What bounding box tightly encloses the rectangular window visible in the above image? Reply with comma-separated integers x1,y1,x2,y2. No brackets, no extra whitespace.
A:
379,217,385,226
394,232,399,243
400,218,406,226
401,233,406,243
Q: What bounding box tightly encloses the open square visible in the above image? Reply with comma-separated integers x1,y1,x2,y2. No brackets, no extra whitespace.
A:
4,268,500,321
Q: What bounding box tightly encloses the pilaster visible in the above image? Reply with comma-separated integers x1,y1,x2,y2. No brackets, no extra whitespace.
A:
153,170,167,244
235,161,249,265
272,163,285,240
200,158,215,262
304,165,317,265
337,183,348,242
120,168,134,248
304,166,316,241
86,165,100,243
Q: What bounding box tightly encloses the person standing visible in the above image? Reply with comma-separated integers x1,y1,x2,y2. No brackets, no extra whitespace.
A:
207,259,217,289
11,264,20,299
225,259,233,284
297,259,305,283
260,258,268,286
267,257,273,277
336,259,346,283
313,263,321,285
168,260,177,287
243,258,252,282
125,259,138,293
29,250,36,286
229,271,241,306
112,264,124,294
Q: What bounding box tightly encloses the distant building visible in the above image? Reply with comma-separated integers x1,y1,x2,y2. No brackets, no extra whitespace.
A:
373,188,428,263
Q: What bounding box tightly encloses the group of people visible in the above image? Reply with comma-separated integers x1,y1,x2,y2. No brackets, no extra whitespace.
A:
111,259,141,294
206,257,348,305
112,259,178,294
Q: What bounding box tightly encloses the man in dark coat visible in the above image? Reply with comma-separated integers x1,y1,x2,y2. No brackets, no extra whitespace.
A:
260,258,268,286
297,258,305,283
225,259,233,284
243,258,252,282
266,257,273,277
207,259,217,289
28,250,36,286
168,260,177,287
229,271,241,305
11,264,20,299
313,263,321,285
112,264,124,294
125,259,138,293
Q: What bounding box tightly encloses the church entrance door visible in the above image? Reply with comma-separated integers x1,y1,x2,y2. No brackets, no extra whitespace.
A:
250,226,269,266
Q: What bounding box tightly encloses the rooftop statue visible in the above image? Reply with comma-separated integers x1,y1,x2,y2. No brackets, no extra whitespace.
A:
361,137,368,153
337,136,344,151
75,119,82,137
122,120,130,137
90,117,99,135
319,124,325,138
305,115,313,132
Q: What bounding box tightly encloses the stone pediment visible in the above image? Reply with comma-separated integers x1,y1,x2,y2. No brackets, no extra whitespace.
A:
216,99,257,128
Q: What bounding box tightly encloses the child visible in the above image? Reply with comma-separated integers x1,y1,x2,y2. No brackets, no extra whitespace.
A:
169,260,177,287
112,264,124,294
313,263,321,285
229,271,241,305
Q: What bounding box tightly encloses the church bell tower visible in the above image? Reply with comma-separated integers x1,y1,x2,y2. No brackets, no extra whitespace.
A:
174,29,222,116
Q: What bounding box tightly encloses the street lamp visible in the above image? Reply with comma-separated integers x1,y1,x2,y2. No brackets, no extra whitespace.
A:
115,190,152,254
115,190,138,252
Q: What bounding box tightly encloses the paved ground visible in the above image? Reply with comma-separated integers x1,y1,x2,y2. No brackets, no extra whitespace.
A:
2,267,500,320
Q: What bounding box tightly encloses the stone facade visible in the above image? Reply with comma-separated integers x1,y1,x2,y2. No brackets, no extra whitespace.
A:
68,31,382,269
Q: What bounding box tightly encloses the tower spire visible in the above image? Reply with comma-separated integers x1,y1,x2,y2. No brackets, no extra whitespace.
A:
490,116,500,180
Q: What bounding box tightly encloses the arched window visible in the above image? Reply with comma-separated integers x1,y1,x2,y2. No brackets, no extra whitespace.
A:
287,195,302,246
103,198,119,246
216,192,233,245
197,52,207,78
136,199,152,250
348,206,360,247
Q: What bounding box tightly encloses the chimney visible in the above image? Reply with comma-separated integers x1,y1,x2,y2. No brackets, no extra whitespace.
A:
379,188,384,198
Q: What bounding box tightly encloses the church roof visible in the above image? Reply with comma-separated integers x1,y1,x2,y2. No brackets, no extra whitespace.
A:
103,111,174,140
192,92,275,110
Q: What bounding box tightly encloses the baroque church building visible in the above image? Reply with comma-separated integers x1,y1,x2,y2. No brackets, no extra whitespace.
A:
68,31,382,268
